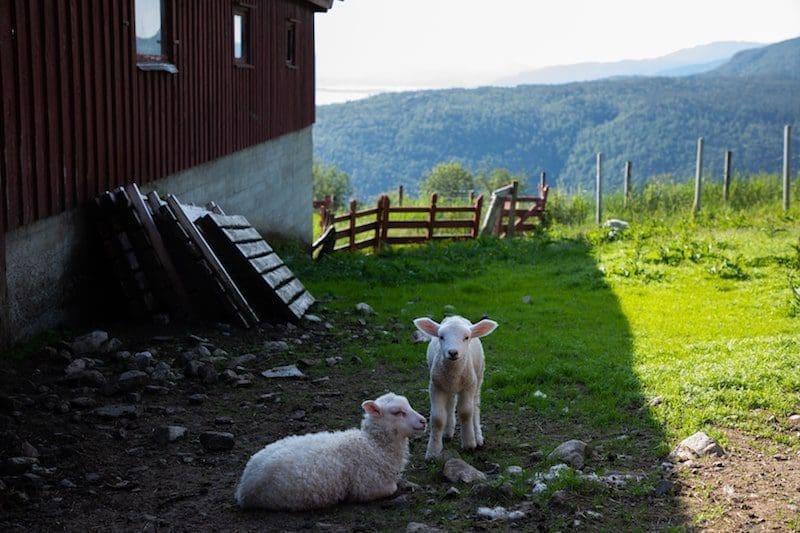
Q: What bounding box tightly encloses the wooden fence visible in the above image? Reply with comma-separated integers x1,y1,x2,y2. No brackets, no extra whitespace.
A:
312,180,550,258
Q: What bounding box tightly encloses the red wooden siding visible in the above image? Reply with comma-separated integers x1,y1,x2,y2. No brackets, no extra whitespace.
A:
0,0,319,233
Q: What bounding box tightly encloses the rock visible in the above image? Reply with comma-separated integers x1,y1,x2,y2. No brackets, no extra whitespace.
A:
133,351,154,369
150,362,175,382
64,358,89,375
188,394,208,405
99,338,123,355
297,358,321,368
214,416,234,426
521,295,532,305
443,458,487,484
2,457,39,475
532,481,548,494
506,465,523,475
58,478,77,489
548,440,589,469
604,219,630,230
651,478,675,497
93,404,139,419
194,345,212,358
20,441,39,458
303,314,322,323
355,302,374,315
264,340,290,352
289,410,306,421
221,369,239,381
325,356,342,367
670,431,724,462
85,472,102,484
227,354,257,369
197,364,218,384
117,370,150,391
71,369,107,388
406,522,446,533
200,431,235,451
477,506,526,521
153,426,188,446
788,414,800,427
212,348,229,357
69,397,97,409
532,390,547,399
444,486,461,499
70,331,110,355
647,396,664,407
261,365,306,379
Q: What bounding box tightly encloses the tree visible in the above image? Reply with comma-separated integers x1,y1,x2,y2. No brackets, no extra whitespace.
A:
476,167,529,196
419,161,474,201
313,162,352,210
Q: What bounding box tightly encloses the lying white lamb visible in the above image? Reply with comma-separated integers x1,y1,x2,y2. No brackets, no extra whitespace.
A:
413,315,498,459
234,392,427,510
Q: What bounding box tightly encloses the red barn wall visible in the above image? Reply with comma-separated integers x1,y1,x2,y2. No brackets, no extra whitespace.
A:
0,0,318,233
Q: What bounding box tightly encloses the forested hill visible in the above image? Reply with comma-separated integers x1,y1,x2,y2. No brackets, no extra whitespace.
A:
314,38,800,199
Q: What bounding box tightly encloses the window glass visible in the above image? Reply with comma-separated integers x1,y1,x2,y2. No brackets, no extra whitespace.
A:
286,21,296,66
135,0,163,57
233,13,244,60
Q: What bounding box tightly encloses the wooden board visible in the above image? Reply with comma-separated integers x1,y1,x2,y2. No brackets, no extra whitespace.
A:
166,194,259,327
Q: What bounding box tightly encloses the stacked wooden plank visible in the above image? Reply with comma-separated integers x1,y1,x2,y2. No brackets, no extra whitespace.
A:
90,186,314,326
197,213,315,321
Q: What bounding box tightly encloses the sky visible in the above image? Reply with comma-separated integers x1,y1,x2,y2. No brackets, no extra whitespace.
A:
315,0,800,89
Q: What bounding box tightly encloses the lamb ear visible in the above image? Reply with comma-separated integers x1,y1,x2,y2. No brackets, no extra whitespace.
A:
361,400,382,417
413,317,440,337
470,319,498,338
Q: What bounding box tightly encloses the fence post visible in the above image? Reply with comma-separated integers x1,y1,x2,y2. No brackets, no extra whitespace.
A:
693,137,704,213
428,193,437,241
348,199,357,251
469,190,475,204
723,150,732,203
595,153,603,225
506,180,519,238
398,184,404,207
472,194,483,238
374,195,384,253
480,184,513,236
623,161,631,209
380,195,391,244
539,171,546,196
784,125,792,212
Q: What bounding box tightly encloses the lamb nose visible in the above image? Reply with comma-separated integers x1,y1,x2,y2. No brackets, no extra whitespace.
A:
447,349,458,358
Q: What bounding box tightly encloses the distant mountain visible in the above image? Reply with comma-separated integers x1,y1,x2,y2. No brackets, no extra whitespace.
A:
314,38,800,200
495,41,763,86
706,37,800,80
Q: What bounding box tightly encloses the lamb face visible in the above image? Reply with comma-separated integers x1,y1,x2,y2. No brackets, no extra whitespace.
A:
363,393,427,438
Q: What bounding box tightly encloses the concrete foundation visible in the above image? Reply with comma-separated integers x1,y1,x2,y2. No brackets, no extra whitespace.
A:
1,128,313,346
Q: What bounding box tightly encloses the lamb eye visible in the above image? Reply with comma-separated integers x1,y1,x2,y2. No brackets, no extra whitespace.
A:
393,410,405,417
463,335,469,341
439,335,444,340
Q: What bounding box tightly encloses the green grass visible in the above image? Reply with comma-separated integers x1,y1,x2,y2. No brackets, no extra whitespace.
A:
291,177,800,453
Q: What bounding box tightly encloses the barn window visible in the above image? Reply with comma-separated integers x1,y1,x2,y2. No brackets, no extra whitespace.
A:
233,7,250,64
135,0,177,73
286,19,298,68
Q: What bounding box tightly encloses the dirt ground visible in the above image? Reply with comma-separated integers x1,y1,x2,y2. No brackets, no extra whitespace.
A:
1,315,798,532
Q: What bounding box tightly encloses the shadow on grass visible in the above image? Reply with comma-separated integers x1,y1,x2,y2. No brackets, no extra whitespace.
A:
295,235,693,530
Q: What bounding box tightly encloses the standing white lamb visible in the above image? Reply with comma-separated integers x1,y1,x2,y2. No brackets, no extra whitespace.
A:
234,392,427,510
413,315,498,459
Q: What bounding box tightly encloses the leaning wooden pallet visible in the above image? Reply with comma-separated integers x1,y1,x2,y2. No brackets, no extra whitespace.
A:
197,213,315,321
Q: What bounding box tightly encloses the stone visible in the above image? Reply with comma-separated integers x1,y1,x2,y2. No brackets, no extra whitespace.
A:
406,523,446,533
227,354,257,369
788,414,800,427
443,458,487,484
355,302,374,315
2,457,39,475
197,364,218,384
303,314,322,323
604,219,630,230
188,394,208,405
153,426,188,446
289,410,306,421
444,486,461,499
212,348,229,357
99,338,123,355
325,356,342,367
117,370,150,391
70,331,110,355
69,397,97,409
214,416,234,426
64,358,89,375
133,352,154,369
58,478,77,489
670,431,724,462
521,295,532,305
261,365,306,379
651,478,675,497
200,431,235,451
264,340,290,352
548,439,589,469
85,472,102,484
93,404,139,419
477,506,526,521
150,362,175,382
221,369,239,381
506,465,523,475
20,441,39,458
